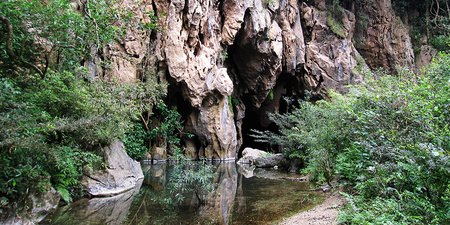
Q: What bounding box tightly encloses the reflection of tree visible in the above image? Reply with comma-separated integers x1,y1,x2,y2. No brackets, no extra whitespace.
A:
166,161,216,206
124,161,217,225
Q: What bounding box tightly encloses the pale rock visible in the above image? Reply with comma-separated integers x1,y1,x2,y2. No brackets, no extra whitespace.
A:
416,45,438,73
83,0,420,161
82,141,144,196
236,147,268,164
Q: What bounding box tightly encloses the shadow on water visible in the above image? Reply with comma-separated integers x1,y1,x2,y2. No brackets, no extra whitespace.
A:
41,162,324,225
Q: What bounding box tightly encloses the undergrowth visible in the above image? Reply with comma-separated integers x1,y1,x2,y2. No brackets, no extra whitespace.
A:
253,53,450,223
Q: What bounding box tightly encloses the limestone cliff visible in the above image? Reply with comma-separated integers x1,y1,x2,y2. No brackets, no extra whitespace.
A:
97,0,423,160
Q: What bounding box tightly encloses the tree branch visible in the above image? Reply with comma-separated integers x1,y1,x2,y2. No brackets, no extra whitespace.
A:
0,14,44,78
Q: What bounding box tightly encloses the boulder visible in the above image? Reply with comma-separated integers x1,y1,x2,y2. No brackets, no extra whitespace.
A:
236,147,268,164
237,147,287,168
82,140,144,197
253,153,287,168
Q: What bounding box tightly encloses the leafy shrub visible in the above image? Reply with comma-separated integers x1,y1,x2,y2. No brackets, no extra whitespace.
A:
123,122,149,160
253,53,450,223
0,0,168,214
430,35,450,52
0,69,167,209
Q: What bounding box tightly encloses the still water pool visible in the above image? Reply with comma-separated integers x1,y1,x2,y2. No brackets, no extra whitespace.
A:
41,162,323,225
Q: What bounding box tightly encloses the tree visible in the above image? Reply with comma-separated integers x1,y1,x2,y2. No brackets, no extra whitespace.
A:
0,0,133,78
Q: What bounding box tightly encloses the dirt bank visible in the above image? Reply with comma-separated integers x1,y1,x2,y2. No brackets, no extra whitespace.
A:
279,191,344,225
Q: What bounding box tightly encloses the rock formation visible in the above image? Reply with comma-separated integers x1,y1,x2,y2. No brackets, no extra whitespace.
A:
351,0,415,72
82,141,144,196
97,0,419,161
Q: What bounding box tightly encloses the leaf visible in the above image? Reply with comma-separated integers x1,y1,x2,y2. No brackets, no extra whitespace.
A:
56,186,71,203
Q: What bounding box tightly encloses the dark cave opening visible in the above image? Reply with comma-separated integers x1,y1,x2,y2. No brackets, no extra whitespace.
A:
237,72,298,157
166,75,202,156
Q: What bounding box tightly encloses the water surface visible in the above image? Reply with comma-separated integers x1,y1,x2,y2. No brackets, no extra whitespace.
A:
41,162,323,225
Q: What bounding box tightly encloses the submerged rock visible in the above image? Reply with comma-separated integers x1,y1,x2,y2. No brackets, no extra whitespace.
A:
82,140,144,197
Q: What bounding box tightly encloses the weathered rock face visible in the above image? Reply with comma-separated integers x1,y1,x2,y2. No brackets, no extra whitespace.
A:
416,45,438,72
352,0,415,72
300,3,364,96
82,141,144,196
99,0,417,160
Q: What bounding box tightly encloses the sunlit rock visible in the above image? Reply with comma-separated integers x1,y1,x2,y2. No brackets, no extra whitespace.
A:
82,141,144,197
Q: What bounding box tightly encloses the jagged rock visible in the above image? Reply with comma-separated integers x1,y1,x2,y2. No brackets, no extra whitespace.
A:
85,0,422,161
231,0,283,110
301,3,363,95
82,141,144,197
355,0,415,72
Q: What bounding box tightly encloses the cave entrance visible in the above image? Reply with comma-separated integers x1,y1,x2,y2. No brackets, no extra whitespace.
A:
237,72,298,157
239,109,278,156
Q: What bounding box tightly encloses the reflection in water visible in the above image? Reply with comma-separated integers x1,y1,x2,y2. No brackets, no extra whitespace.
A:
41,163,323,225
40,179,143,225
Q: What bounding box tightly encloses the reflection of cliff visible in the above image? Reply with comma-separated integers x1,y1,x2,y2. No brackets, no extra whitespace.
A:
234,167,248,216
136,162,239,225
203,163,238,225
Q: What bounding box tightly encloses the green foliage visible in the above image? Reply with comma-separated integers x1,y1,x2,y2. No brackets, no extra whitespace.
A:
123,122,149,160
430,34,450,52
253,53,450,223
228,95,234,115
165,159,216,206
0,71,166,208
259,152,274,157
0,0,138,75
327,12,346,39
0,0,167,213
326,0,346,39
150,104,183,147
268,89,274,100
